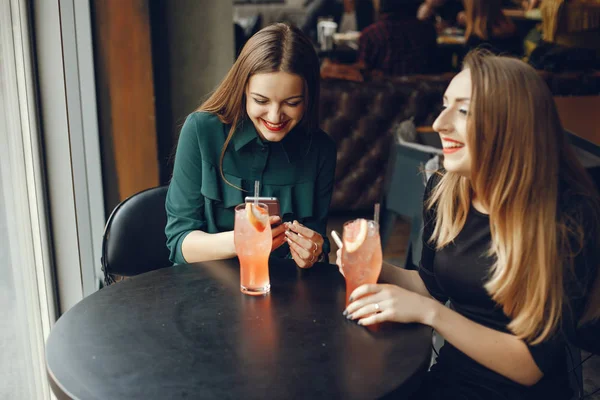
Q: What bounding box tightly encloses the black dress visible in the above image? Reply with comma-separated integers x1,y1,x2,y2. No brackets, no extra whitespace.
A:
411,173,599,400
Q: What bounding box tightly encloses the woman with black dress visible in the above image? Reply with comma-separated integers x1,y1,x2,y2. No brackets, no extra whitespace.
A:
338,50,600,399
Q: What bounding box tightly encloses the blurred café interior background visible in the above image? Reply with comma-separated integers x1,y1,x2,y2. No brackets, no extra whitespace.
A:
1,0,599,398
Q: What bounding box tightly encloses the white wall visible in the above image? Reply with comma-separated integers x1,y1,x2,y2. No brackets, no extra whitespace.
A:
166,0,235,127
33,0,105,312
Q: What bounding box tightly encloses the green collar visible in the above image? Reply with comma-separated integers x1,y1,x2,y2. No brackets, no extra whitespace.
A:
231,118,313,163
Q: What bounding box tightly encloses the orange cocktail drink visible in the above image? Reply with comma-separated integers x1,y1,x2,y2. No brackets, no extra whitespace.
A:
341,219,382,307
234,203,272,295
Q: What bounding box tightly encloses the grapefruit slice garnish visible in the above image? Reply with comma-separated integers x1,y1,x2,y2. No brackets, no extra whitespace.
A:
246,203,267,232
344,218,368,253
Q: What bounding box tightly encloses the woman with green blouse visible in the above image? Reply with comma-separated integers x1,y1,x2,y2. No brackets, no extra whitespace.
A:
165,23,337,269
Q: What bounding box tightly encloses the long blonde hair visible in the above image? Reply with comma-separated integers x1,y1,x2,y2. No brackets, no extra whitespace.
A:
427,51,600,344
197,23,320,187
464,0,516,40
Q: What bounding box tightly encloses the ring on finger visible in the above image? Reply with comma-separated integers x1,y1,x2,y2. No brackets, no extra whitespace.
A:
311,241,318,254
374,303,380,311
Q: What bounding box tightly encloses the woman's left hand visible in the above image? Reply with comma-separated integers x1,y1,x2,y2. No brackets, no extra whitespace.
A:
344,284,436,327
285,220,324,269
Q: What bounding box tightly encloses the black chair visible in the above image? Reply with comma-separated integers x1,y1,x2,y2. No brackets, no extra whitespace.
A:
380,140,441,269
101,186,171,286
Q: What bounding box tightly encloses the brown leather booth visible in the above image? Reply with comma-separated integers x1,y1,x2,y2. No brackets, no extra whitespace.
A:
320,74,452,211
320,70,600,212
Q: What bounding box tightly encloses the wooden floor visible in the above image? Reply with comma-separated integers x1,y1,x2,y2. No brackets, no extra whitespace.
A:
326,214,600,400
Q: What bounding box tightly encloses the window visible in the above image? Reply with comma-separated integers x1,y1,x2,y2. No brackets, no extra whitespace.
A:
0,1,56,397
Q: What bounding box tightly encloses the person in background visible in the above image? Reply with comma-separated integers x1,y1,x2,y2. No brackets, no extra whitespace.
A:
357,0,438,76
528,0,600,69
417,0,519,30
234,22,246,57
417,0,465,28
463,0,522,56
339,50,600,399
166,23,337,269
355,0,376,31
300,0,345,42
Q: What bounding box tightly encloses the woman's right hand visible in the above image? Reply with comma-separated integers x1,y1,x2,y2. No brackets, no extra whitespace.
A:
344,283,436,327
270,216,287,252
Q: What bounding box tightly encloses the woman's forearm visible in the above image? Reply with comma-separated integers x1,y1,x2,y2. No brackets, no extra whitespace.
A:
181,230,237,263
379,262,431,297
423,300,544,386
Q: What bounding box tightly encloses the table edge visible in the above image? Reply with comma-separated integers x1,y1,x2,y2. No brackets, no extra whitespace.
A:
47,359,77,400
45,260,432,399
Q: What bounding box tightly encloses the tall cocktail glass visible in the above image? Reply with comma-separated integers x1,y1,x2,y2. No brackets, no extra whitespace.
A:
341,219,382,307
234,203,272,295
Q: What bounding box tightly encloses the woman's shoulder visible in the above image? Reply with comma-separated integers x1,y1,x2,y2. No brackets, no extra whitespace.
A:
422,169,444,220
425,169,444,194
558,182,600,227
185,111,224,128
182,111,227,144
178,112,228,164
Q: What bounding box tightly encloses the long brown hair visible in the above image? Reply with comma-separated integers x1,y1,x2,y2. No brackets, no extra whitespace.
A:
197,23,320,188
427,50,600,344
464,0,516,40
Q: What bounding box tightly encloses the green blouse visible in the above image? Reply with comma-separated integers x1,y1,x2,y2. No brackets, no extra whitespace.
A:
165,112,337,265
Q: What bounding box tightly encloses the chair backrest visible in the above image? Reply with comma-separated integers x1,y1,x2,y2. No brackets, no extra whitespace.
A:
384,142,435,219
380,141,438,267
101,186,171,285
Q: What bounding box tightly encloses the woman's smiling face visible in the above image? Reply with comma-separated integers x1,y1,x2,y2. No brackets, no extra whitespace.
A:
433,69,473,177
245,71,306,142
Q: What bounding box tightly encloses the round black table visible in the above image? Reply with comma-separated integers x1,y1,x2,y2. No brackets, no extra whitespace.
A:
47,259,432,400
